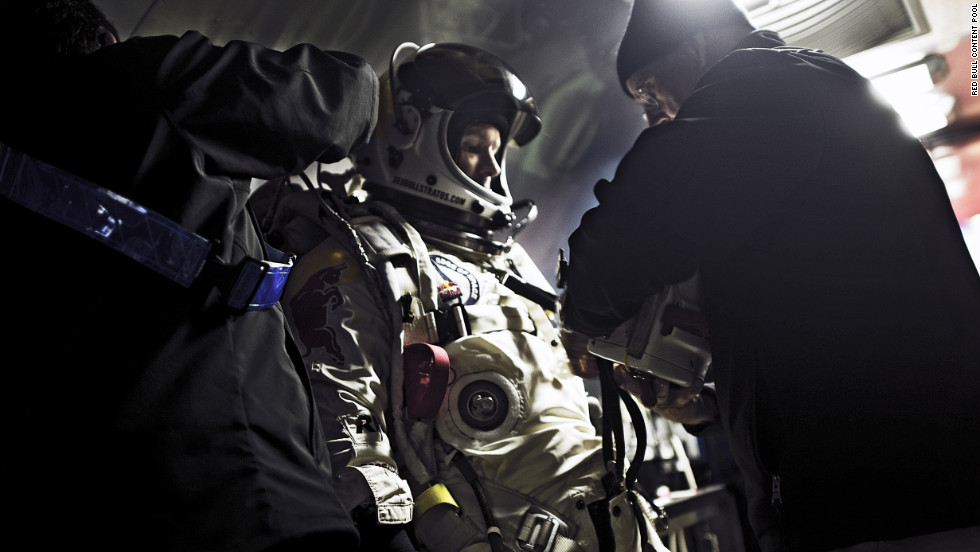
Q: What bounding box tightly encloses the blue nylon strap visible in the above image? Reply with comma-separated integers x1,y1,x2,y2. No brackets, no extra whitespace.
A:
0,142,291,310
0,142,212,287
223,255,293,311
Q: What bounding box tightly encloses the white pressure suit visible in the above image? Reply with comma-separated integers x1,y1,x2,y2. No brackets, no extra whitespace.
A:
262,183,666,552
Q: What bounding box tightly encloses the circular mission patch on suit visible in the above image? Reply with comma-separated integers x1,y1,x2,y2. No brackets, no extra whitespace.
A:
430,253,481,306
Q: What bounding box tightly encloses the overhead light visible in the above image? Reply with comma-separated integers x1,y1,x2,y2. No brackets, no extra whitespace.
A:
869,60,953,137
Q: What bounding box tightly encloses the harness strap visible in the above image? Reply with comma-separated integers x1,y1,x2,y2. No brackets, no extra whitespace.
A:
0,142,291,311
587,497,618,552
414,482,458,517
496,270,558,313
598,359,626,486
402,342,451,419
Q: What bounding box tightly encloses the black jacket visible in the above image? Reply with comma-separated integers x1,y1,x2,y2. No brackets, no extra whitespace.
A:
1,31,377,551
564,31,980,551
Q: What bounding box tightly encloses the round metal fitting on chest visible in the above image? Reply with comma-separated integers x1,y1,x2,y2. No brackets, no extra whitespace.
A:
458,380,509,430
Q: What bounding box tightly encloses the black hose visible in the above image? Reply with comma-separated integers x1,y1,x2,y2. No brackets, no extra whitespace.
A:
618,386,647,491
451,452,504,552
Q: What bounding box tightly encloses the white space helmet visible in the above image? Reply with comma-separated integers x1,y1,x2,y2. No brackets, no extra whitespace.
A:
356,42,542,253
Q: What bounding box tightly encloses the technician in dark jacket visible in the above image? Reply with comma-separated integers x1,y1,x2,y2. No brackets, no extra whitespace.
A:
560,1,980,551
0,1,377,550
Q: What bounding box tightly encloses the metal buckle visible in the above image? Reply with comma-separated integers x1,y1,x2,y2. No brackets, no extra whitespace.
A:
517,507,567,552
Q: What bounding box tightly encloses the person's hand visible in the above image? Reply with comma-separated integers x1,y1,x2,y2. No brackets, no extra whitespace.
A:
560,328,601,379
612,364,717,425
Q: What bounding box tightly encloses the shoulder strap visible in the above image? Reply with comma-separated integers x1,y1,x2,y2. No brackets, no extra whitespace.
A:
355,201,442,313
0,141,291,312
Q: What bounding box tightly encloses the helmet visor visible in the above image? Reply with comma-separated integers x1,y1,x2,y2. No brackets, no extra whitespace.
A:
397,43,541,145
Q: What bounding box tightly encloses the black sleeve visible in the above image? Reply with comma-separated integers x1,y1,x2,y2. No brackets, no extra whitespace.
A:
129,31,379,178
562,116,821,337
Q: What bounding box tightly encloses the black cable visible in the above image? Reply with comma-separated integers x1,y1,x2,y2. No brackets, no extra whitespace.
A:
498,271,559,312
599,359,627,484
451,452,504,552
618,386,647,491
297,170,317,191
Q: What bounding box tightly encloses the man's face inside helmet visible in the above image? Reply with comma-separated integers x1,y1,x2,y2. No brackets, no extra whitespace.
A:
455,122,502,188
